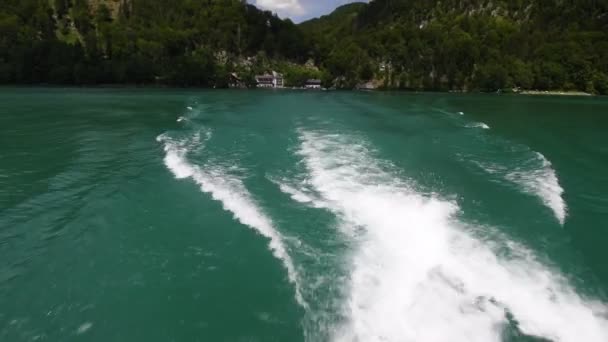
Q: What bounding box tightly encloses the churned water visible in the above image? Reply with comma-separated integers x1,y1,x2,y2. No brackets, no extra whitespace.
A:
1,88,608,341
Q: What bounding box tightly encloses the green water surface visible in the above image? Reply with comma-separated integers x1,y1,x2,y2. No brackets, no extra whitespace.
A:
1,88,607,341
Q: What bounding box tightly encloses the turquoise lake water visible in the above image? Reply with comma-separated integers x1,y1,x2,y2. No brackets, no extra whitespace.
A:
1,88,608,341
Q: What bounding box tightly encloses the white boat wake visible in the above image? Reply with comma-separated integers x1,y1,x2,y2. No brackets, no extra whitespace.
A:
157,131,306,307
283,128,606,342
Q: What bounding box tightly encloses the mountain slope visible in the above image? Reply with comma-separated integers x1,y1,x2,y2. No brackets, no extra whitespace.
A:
300,2,366,33
1,0,607,93
302,0,608,93
0,0,310,85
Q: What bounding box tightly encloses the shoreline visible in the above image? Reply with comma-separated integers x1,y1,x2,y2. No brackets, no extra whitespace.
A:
518,90,593,96
0,85,599,96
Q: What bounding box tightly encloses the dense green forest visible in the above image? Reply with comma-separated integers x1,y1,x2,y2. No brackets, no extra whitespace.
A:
1,0,608,93
0,0,309,86
303,0,608,93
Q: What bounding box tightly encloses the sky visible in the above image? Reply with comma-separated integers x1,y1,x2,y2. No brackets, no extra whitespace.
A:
253,0,368,23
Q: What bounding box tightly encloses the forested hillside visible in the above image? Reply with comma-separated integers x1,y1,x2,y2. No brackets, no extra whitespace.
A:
303,0,608,93
0,0,308,85
1,0,607,93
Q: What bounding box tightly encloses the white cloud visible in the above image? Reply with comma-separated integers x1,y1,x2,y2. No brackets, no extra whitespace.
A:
255,0,305,17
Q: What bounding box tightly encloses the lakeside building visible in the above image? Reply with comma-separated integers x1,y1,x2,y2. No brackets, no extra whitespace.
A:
229,73,246,88
255,71,284,88
305,79,322,89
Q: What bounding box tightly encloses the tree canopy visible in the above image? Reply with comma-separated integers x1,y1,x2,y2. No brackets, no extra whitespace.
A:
0,0,309,86
301,0,608,93
1,0,607,94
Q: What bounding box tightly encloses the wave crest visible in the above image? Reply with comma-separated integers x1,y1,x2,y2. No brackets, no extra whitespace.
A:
157,131,306,307
294,129,606,342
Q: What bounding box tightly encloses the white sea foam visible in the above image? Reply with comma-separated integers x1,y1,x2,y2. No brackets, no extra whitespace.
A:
469,150,566,225
468,122,490,129
270,177,328,209
177,116,186,123
506,152,567,225
433,108,464,116
76,322,93,335
296,129,607,342
157,132,306,307
187,106,193,110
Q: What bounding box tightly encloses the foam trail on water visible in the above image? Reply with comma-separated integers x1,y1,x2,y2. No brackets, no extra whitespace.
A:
269,177,328,210
467,122,490,130
507,152,567,225
296,129,607,342
432,108,453,115
157,132,306,307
